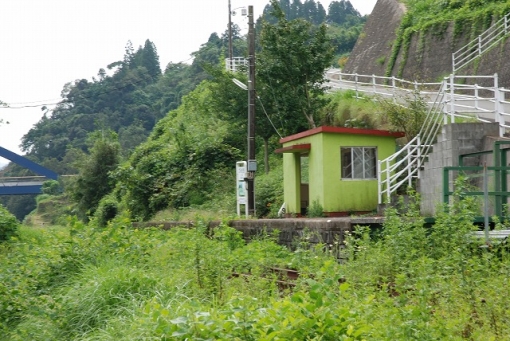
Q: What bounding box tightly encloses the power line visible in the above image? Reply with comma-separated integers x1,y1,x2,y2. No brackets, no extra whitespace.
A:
0,40,231,110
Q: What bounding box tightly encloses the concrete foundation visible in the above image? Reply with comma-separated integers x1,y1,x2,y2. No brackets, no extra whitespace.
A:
419,123,500,216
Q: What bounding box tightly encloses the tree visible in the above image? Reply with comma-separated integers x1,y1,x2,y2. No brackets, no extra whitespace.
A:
258,0,334,131
140,39,161,81
316,2,327,24
290,0,302,19
69,131,120,220
327,0,360,26
0,204,18,242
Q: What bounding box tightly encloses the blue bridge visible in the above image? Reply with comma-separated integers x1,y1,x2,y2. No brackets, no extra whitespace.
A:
0,146,58,195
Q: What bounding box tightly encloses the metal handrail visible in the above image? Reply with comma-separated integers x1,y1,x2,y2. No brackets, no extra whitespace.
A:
453,12,510,73
225,57,248,72
324,70,510,203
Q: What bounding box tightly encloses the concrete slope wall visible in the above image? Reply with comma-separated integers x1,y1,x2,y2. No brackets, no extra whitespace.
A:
343,0,406,76
419,123,500,216
344,0,510,88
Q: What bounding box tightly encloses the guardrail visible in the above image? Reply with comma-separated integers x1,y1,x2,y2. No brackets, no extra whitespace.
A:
0,176,49,183
225,57,248,72
324,70,510,135
325,69,441,100
324,70,510,203
453,12,510,73
378,81,446,204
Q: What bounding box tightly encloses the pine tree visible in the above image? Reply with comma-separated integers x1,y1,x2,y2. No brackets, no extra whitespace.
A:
141,39,161,80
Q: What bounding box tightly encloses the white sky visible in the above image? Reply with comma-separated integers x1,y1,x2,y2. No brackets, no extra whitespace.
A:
0,0,376,167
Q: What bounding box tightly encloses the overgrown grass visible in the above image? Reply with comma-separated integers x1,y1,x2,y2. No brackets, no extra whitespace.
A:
319,90,387,129
2,185,510,339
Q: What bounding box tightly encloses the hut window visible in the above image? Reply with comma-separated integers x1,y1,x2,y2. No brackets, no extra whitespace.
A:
341,147,377,179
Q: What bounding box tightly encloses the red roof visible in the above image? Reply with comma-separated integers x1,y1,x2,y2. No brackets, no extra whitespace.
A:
279,126,405,144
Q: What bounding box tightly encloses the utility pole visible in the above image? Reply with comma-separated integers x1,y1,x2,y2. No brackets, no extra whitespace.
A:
247,5,256,217
228,0,233,70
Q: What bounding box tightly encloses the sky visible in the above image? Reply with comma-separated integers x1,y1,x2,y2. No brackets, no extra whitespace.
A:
0,0,377,167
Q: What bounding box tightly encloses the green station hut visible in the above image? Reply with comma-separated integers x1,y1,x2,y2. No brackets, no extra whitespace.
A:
275,126,404,216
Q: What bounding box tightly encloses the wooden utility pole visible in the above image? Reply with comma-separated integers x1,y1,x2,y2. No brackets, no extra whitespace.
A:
247,5,256,217
228,0,233,68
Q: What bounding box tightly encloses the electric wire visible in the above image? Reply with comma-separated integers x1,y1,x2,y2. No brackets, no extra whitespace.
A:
0,40,230,110
256,94,282,139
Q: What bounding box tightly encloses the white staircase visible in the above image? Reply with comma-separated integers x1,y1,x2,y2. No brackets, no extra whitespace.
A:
325,71,510,203
326,9,510,204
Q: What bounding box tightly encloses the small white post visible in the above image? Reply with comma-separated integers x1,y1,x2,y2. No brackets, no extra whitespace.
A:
494,73,505,137
378,159,382,204
443,78,449,125
355,73,359,99
450,74,455,123
416,135,422,179
392,76,397,103
386,159,391,204
474,84,479,110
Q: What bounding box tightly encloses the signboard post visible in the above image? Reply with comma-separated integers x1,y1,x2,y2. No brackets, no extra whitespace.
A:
236,161,248,217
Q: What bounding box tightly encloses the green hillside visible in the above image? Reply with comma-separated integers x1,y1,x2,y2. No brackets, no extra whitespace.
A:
1,0,368,222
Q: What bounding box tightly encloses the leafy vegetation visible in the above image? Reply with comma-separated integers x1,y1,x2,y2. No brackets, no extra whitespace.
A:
0,204,18,242
378,91,428,139
258,0,335,130
386,0,510,77
2,185,510,339
318,90,383,129
260,0,366,60
69,131,120,220
1,0,366,222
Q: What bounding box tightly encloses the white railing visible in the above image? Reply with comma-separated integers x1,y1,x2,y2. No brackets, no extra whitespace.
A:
324,70,510,203
326,69,441,101
377,73,510,203
453,12,510,73
324,71,509,131
225,57,248,72
378,81,446,204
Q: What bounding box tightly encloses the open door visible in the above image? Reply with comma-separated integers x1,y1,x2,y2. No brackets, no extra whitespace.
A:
300,155,309,215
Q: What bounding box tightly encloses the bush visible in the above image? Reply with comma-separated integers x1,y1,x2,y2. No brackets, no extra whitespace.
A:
255,164,284,218
93,195,119,227
41,180,61,195
307,199,325,218
0,204,19,242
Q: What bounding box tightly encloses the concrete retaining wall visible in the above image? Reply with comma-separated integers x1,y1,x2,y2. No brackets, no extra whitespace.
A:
419,123,500,216
344,0,510,88
134,217,384,253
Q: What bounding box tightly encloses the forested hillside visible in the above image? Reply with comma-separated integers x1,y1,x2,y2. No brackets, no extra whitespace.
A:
0,0,366,221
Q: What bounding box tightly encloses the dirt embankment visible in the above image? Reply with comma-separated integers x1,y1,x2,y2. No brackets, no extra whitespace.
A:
344,0,510,88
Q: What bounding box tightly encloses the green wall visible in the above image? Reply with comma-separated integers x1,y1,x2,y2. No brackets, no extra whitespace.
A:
282,131,398,215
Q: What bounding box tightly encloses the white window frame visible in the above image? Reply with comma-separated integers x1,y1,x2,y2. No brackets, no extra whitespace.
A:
341,147,377,180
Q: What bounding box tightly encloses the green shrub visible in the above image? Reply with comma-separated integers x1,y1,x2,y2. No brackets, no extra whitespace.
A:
0,204,19,242
41,179,61,195
255,163,284,218
307,199,325,218
93,194,119,227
